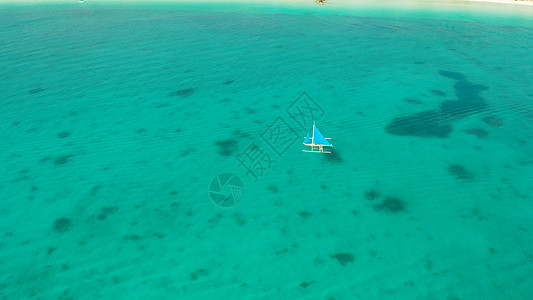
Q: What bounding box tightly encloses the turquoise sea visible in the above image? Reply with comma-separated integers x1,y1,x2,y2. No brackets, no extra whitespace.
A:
1,1,532,299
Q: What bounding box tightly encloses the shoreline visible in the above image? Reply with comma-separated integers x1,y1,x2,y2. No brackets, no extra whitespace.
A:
465,0,533,5
0,0,531,6
1,0,532,23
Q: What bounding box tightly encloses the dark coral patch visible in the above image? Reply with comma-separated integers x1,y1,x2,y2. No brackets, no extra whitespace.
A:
387,71,488,138
169,88,194,98
233,130,250,138
223,79,234,85
441,72,488,118
298,211,312,219
373,196,405,213
124,234,141,241
364,189,380,201
233,213,246,226
53,217,72,233
215,139,238,156
448,164,474,180
267,185,278,193
97,207,118,220
90,185,102,196
190,269,208,281
439,99,488,118
482,115,504,128
29,88,45,94
452,81,488,103
465,128,488,138
385,110,453,138
330,253,354,265
54,155,73,165
430,89,446,96
57,131,70,138
404,97,423,104
439,70,465,81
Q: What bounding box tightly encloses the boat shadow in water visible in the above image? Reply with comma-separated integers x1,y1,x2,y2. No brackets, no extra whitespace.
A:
322,148,343,164
385,70,489,138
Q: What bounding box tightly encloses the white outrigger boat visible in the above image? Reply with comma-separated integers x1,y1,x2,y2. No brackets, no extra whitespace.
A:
303,121,333,153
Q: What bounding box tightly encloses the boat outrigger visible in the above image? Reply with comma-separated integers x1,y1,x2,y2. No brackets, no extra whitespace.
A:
303,121,333,153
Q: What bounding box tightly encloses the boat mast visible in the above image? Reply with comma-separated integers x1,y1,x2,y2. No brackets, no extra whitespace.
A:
312,121,315,145
312,120,315,152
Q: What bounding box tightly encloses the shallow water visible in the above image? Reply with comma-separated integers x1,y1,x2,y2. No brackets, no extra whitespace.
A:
1,3,532,299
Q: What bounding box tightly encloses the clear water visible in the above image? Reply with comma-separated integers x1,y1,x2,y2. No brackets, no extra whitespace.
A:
1,3,532,299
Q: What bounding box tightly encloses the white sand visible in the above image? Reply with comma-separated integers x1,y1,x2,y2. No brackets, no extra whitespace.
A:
0,0,532,6
465,0,533,5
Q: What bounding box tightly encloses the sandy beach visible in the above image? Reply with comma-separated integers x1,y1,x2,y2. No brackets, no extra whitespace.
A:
465,0,533,5
0,0,532,6
2,0,531,21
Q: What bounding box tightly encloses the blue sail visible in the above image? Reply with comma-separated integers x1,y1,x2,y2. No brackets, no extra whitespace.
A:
313,126,331,146
304,129,311,144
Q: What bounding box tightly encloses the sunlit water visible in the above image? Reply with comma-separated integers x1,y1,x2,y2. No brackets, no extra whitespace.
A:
1,3,532,299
